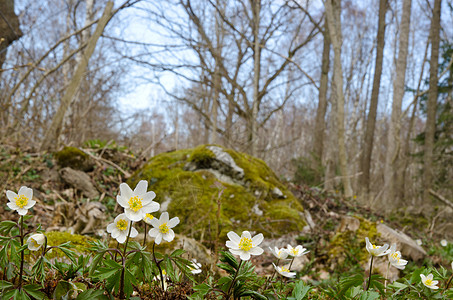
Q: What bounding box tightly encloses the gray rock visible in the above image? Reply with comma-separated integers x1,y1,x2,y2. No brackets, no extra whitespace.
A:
376,223,427,261
59,167,99,199
206,145,244,180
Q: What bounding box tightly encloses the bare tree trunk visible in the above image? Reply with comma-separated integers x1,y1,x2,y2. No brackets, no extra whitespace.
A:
360,0,387,196
40,1,114,151
423,0,442,203
382,0,411,209
250,0,261,156
325,0,352,197
0,0,23,71
312,22,330,166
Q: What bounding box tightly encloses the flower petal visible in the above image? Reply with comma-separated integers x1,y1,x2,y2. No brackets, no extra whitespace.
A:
252,233,263,246
117,195,128,208
119,183,133,200
7,202,18,210
226,241,239,249
163,230,175,242
6,190,17,202
17,208,28,215
148,228,159,238
107,223,115,233
125,209,142,222
117,234,127,244
249,246,264,255
227,231,240,244
229,248,242,256
239,251,251,261
142,191,156,202
130,227,139,238
134,180,148,195
23,187,33,200
155,234,162,244
150,217,160,228
167,217,180,228
143,201,160,213
24,199,36,209
160,212,169,223
242,231,251,239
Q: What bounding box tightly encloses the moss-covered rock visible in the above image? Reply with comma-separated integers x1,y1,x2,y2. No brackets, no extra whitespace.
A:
46,231,95,255
129,145,306,244
54,147,94,171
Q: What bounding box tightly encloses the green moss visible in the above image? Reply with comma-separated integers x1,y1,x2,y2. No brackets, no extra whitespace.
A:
129,145,305,245
328,216,380,265
46,231,95,255
54,147,91,170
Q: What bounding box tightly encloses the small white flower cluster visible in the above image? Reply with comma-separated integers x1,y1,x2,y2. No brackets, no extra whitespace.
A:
106,180,180,245
365,237,408,270
225,230,309,279
6,186,46,251
269,244,309,278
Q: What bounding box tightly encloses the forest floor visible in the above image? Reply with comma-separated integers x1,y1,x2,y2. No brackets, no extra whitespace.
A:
0,142,452,299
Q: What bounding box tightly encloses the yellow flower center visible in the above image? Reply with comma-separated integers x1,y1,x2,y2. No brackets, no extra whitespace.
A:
32,239,40,248
116,219,128,231
128,196,143,212
371,244,379,249
15,195,29,208
425,278,433,286
391,252,399,259
291,249,299,255
238,237,253,251
162,270,167,276
281,267,290,273
145,213,154,221
159,223,169,234
278,250,282,257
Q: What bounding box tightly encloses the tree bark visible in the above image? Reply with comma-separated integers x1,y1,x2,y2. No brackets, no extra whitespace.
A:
423,0,442,203
360,0,387,196
382,0,412,209
0,0,23,71
312,22,330,167
325,0,353,197
250,0,261,156
40,1,114,151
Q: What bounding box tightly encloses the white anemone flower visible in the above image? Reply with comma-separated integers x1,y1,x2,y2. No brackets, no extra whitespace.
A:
269,246,289,259
273,263,296,278
440,239,448,247
27,233,45,251
189,259,202,274
387,244,408,270
226,231,264,261
116,180,159,222
416,239,422,246
365,237,389,257
106,213,138,243
148,212,179,244
420,273,439,289
153,269,168,291
6,186,36,216
287,244,309,257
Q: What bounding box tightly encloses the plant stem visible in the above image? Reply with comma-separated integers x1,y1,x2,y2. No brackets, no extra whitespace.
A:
288,257,295,270
143,222,147,247
153,241,165,292
264,259,279,290
366,255,374,291
18,216,25,290
384,261,390,292
443,273,453,295
119,221,133,299
114,241,120,261
226,260,243,299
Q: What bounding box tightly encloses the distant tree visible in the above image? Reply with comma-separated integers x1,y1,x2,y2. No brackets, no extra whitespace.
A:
0,0,22,71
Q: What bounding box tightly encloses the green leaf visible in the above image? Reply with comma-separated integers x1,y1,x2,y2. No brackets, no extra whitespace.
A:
76,289,108,300
22,284,47,299
292,280,311,300
89,252,106,276
240,290,267,300
0,280,14,289
170,249,185,257
359,291,380,300
2,288,17,300
53,280,83,299
0,221,18,235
